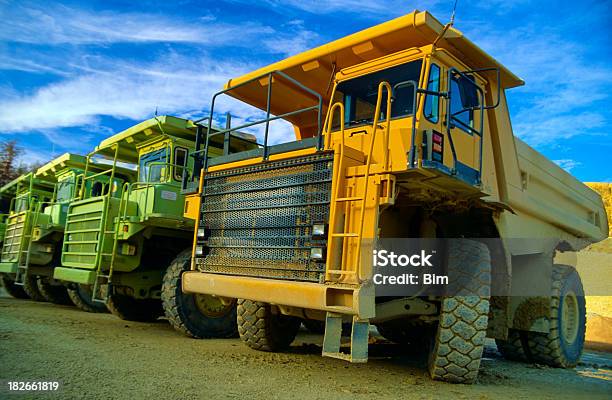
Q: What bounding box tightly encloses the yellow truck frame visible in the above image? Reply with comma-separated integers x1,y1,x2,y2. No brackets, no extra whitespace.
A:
188,11,606,383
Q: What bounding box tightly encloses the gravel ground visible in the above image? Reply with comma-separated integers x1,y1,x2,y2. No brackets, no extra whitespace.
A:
0,293,610,400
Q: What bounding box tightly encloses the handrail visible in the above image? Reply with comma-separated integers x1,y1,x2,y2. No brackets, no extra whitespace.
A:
354,81,392,276
120,161,192,222
198,70,324,173
323,101,345,281
446,67,486,180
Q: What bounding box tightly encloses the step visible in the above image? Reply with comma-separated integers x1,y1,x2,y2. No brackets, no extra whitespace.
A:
321,313,369,363
331,233,358,237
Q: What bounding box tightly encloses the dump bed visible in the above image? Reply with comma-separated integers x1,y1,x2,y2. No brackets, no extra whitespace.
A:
511,138,608,243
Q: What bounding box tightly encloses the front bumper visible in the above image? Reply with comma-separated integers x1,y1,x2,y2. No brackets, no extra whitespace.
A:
53,267,96,284
0,262,17,274
182,272,375,319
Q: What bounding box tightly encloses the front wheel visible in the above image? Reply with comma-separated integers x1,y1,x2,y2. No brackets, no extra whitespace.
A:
0,274,29,299
107,293,163,322
428,239,491,384
162,249,238,338
237,299,301,352
23,273,46,302
37,277,72,305
67,284,108,313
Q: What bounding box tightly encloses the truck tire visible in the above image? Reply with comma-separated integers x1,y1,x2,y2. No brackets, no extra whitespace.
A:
67,284,108,313
428,239,491,384
525,264,585,368
36,277,72,305
237,299,301,352
23,274,46,302
162,249,238,338
376,321,431,346
0,274,29,299
496,329,527,361
302,319,325,334
107,293,163,322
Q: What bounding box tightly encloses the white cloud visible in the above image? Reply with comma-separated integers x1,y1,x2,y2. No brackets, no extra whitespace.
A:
0,3,267,45
0,54,250,133
553,159,581,173
0,2,317,57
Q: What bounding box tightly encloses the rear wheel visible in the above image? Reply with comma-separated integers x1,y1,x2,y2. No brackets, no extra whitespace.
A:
0,274,29,299
525,264,586,368
376,320,432,347
67,284,108,313
496,329,527,362
428,239,491,384
37,277,72,305
302,319,325,334
23,274,46,302
107,293,163,322
237,299,301,352
162,249,237,338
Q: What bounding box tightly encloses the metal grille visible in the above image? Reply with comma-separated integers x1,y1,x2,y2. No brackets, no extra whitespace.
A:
0,212,28,263
197,152,333,282
62,204,104,267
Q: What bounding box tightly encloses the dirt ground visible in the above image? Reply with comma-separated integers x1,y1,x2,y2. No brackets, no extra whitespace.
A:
0,294,610,399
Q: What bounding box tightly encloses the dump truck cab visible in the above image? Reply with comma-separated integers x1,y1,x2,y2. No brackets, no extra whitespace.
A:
181,10,607,383
54,115,257,323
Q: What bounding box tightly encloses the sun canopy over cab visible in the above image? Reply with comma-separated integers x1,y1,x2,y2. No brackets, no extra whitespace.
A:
222,10,523,137
95,116,198,163
0,172,54,195
35,152,135,182
0,176,23,198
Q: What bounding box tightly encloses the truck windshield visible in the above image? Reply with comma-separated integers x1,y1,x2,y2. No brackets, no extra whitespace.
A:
14,195,28,212
139,148,168,183
334,59,423,128
56,177,74,203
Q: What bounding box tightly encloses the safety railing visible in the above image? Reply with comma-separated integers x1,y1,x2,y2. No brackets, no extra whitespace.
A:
323,81,392,282
192,70,324,173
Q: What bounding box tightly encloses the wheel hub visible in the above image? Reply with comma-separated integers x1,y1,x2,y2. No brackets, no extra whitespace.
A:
561,290,579,344
193,294,234,318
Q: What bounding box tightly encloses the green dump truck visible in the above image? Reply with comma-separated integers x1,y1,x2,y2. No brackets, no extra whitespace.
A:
0,153,131,307
54,116,256,325
0,172,56,300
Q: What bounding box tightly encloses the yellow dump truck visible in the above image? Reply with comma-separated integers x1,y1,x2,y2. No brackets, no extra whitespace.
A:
176,11,607,383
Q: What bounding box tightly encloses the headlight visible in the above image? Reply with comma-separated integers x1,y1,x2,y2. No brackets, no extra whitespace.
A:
312,223,327,237
310,247,325,260
195,246,204,256
197,227,206,238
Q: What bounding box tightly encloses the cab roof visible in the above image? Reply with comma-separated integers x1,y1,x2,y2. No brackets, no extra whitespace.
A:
95,115,198,162
0,175,23,197
0,172,54,195
223,10,523,134
35,152,135,181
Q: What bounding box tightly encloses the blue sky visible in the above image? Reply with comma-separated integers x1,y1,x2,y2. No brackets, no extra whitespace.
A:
0,0,610,181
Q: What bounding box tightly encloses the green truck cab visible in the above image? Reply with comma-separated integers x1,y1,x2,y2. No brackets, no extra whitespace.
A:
54,115,256,323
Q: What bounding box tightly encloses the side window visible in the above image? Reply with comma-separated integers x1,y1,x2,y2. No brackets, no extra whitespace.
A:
423,63,440,123
174,147,188,181
449,76,476,132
